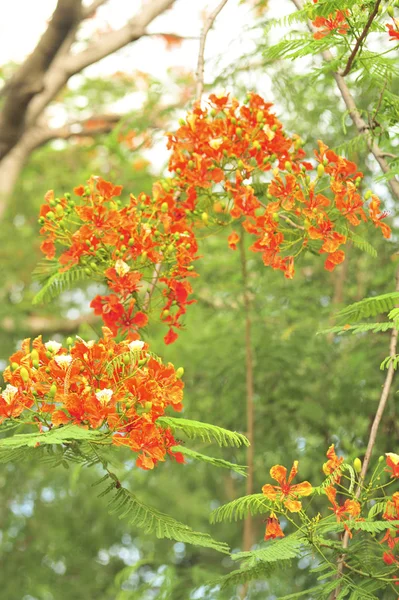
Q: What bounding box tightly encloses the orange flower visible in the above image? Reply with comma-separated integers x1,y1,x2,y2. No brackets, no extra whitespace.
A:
325,485,361,536
323,444,344,482
312,11,349,40
262,461,312,512
228,231,240,250
264,512,284,540
386,453,399,478
387,21,399,41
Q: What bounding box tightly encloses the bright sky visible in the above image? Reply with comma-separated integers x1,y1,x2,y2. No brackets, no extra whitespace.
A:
0,0,258,83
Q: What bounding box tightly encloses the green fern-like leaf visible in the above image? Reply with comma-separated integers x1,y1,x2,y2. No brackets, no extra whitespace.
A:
157,416,249,447
319,322,394,336
216,560,289,589
231,535,306,563
335,292,399,323
32,267,95,305
0,424,108,449
102,481,230,553
172,445,247,476
210,493,271,523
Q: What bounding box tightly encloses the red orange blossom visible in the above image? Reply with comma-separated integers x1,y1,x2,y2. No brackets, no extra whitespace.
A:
0,328,185,470
262,461,313,512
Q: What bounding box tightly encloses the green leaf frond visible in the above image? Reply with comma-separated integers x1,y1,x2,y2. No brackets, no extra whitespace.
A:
216,559,290,589
172,445,247,476
210,493,271,524
334,292,399,323
231,534,306,564
318,322,393,336
32,266,95,305
98,476,230,553
157,416,249,448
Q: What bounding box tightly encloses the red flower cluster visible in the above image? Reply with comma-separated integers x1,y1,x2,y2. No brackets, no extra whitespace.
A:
0,328,185,470
167,94,390,278
311,0,349,39
39,177,199,344
38,94,390,331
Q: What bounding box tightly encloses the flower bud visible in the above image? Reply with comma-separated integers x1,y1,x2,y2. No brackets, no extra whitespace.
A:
317,164,325,177
388,6,395,17
11,362,19,371
353,457,362,474
161,202,168,213
66,337,73,347
176,367,184,379
285,161,292,172
123,354,130,365
31,349,39,362
20,367,30,383
202,212,209,225
49,384,57,398
364,190,372,200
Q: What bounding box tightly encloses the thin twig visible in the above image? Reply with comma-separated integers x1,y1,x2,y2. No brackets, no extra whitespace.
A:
341,0,382,77
290,0,399,202
143,263,162,312
239,230,255,600
195,0,229,101
279,214,305,230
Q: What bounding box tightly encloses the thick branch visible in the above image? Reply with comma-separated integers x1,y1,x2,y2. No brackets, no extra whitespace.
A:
0,0,83,160
25,0,176,133
195,0,229,101
291,0,399,201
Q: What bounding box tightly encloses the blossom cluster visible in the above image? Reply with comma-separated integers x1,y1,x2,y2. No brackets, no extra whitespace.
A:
38,93,390,341
168,94,390,278
0,328,185,470
39,178,199,345
261,446,399,576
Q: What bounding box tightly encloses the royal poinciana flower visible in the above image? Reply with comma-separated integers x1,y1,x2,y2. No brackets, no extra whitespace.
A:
264,512,285,540
325,485,361,537
386,453,399,478
312,11,349,39
323,444,344,483
387,20,399,41
0,328,185,470
262,461,312,512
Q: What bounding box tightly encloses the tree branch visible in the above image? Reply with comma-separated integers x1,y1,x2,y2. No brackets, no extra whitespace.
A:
25,0,176,133
82,0,109,19
331,268,399,598
0,0,83,160
239,230,255,599
290,0,399,202
341,0,382,77
195,0,229,101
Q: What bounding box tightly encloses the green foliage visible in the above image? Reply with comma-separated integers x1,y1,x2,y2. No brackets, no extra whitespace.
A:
99,474,230,553
172,445,247,476
157,416,249,448
210,493,271,523
32,264,94,305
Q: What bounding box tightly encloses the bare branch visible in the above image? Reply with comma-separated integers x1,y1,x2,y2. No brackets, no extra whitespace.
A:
290,0,399,202
0,0,83,160
195,0,229,101
82,0,109,19
25,0,176,132
65,0,176,76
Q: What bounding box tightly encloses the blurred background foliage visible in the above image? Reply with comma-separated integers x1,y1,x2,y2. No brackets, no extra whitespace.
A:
1,2,399,599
